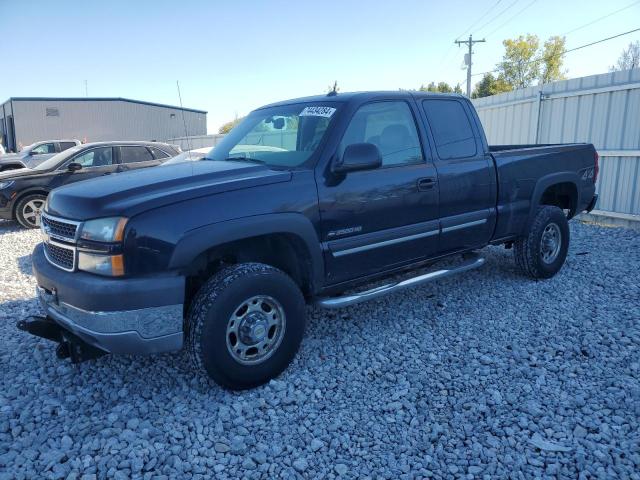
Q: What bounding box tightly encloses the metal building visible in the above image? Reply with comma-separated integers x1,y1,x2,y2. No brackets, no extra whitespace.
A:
0,97,207,152
472,68,640,219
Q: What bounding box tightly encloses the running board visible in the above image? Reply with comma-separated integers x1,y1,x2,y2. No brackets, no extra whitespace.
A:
316,253,485,309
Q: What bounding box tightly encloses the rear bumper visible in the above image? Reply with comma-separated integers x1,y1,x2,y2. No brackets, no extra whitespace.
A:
585,194,598,213
31,243,185,355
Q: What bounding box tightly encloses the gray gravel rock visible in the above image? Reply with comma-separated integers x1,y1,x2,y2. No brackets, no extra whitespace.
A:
1,220,639,478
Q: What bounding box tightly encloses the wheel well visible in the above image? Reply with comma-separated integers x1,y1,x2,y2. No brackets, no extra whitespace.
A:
12,190,49,218
183,233,315,312
539,182,578,218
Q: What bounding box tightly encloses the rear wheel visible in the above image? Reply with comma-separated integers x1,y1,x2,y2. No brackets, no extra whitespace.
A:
514,205,570,279
15,194,47,229
186,263,306,390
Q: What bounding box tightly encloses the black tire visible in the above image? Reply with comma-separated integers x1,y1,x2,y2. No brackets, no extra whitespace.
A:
15,194,47,229
514,205,570,279
186,262,306,390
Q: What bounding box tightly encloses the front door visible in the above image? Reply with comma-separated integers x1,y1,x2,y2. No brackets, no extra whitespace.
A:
52,146,118,188
317,99,440,285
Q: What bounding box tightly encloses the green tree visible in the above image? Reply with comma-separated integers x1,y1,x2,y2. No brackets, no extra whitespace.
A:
419,82,438,92
218,116,244,134
471,73,512,98
453,83,463,94
419,81,456,93
610,41,640,71
540,36,567,84
498,34,540,89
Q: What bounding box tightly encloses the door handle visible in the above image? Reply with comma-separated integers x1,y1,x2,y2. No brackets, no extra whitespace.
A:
417,177,437,190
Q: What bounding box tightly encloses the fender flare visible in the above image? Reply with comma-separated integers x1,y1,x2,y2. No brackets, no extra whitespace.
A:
528,172,580,227
169,213,324,288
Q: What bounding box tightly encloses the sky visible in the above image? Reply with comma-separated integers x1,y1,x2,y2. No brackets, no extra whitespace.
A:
1,0,638,133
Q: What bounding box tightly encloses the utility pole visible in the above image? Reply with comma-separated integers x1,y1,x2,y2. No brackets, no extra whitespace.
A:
455,35,485,97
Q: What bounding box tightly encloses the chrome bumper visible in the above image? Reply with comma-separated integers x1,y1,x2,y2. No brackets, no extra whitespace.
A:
36,285,183,355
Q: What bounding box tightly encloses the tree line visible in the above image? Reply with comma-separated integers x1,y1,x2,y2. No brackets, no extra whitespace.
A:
423,38,639,99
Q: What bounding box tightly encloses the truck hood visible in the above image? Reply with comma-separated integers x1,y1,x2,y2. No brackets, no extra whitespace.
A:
47,160,293,220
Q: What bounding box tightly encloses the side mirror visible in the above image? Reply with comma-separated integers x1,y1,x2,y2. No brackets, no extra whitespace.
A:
333,142,382,174
67,162,83,172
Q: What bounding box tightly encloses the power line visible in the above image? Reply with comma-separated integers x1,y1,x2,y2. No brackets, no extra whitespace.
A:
475,0,521,36
564,27,640,53
439,0,503,70
471,27,640,78
562,1,640,36
456,0,503,40
485,0,537,38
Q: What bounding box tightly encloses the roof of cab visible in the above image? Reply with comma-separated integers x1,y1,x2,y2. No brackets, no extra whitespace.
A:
257,90,467,110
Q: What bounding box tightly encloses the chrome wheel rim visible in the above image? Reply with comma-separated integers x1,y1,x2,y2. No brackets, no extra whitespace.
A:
226,295,286,365
22,199,45,227
540,222,562,264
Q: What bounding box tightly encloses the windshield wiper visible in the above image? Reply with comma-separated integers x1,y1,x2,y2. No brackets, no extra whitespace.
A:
223,156,265,165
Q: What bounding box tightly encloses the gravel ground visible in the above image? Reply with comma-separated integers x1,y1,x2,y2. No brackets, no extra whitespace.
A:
0,219,639,479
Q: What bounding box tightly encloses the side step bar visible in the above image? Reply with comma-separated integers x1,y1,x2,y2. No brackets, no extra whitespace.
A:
316,253,485,309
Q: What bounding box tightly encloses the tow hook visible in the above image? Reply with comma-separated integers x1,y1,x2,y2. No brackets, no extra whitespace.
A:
17,316,107,363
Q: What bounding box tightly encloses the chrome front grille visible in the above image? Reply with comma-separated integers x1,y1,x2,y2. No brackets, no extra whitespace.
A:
43,241,76,272
41,213,79,242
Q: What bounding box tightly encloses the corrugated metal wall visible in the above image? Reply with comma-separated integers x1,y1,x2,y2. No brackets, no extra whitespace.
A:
9,99,206,147
472,68,640,216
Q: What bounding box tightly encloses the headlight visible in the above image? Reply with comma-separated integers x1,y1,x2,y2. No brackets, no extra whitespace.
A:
78,252,124,276
80,217,128,242
0,181,14,190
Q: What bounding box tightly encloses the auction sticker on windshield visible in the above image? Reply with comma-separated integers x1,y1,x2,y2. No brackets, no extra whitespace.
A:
299,106,336,118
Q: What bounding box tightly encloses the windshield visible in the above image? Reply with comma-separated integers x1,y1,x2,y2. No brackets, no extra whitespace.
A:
31,145,83,171
206,103,339,168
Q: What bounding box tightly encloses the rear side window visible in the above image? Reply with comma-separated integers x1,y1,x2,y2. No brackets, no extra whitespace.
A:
422,99,476,160
149,147,170,159
120,146,154,163
60,142,76,151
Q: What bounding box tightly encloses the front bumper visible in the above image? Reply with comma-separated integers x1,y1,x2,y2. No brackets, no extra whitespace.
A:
585,194,598,213
31,243,185,355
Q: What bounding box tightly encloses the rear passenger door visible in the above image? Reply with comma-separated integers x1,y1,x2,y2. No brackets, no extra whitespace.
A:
420,98,496,254
118,145,162,171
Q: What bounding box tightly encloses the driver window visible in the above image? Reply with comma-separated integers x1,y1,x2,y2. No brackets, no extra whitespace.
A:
71,147,113,168
339,101,423,167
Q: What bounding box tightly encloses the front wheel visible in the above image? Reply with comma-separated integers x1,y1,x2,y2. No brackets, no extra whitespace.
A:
15,194,47,229
514,205,570,279
186,263,306,390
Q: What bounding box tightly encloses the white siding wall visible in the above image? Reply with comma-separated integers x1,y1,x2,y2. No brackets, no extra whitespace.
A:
472,68,640,216
12,99,206,146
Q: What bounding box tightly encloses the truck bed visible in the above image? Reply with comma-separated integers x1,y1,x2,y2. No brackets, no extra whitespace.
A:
488,143,597,242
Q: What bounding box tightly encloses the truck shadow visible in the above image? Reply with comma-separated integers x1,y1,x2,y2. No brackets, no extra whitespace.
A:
17,253,33,276
0,219,19,232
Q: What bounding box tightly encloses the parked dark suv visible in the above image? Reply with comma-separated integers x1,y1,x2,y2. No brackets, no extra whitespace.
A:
0,141,180,228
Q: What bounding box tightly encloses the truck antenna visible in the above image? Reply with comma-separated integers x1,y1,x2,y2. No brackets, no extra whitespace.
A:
176,80,193,158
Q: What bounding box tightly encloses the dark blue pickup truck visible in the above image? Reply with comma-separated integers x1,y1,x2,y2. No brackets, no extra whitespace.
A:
21,91,598,389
